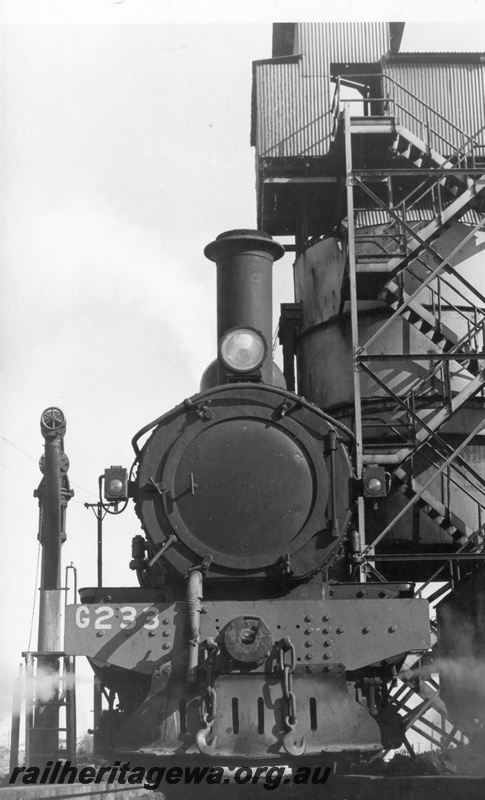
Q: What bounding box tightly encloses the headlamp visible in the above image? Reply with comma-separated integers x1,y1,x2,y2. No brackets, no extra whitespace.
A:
104,466,129,501
219,327,267,373
362,466,388,498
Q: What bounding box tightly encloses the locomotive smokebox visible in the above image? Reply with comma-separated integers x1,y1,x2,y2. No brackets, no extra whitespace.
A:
204,229,284,384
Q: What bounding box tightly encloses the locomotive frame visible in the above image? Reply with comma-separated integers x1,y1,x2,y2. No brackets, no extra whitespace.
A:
63,229,433,766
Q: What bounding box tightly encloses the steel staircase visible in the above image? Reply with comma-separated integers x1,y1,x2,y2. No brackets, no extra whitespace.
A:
326,64,485,759
392,124,483,202
354,120,485,540
335,96,485,565
391,370,485,457
391,675,467,750
390,623,453,751
360,173,485,278
381,280,484,361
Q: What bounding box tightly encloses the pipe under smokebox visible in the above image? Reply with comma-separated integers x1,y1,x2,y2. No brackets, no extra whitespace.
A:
204,229,284,385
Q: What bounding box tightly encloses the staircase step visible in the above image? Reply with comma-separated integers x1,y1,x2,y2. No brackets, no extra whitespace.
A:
382,281,462,348
382,281,483,376
352,127,485,279
414,370,485,440
355,197,481,275
383,125,485,278
401,687,448,731
351,116,395,134
394,126,466,179
357,252,399,262
386,177,485,280
390,370,485,463
393,467,471,540
439,176,460,196
356,262,401,273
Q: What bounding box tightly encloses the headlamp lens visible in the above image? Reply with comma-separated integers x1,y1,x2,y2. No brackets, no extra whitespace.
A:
220,328,266,373
366,477,383,495
108,479,124,495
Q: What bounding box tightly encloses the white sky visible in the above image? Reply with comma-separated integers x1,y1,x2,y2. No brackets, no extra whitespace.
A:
1,0,485,741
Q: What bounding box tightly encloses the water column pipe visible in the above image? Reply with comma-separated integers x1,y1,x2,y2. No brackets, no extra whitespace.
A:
38,408,66,641
31,407,69,766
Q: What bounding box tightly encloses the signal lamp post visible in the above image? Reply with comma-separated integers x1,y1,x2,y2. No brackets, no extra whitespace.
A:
84,500,107,588
85,467,129,587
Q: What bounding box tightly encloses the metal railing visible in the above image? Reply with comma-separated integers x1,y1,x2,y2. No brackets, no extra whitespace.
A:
331,72,485,159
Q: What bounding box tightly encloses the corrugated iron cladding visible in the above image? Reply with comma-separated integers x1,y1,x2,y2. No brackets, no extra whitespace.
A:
254,24,394,157
254,61,332,157
295,23,391,75
355,209,483,227
383,62,485,153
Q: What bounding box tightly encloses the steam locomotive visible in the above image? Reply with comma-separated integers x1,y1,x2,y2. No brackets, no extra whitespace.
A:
65,229,430,766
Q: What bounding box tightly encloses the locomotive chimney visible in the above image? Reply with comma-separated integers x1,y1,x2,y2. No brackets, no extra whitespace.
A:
204,229,285,385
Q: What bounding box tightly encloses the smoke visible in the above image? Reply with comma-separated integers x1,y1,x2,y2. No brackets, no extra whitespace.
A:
0,662,21,730
23,665,77,706
439,657,485,700
0,660,87,727
399,601,485,726
399,656,485,700
436,603,485,700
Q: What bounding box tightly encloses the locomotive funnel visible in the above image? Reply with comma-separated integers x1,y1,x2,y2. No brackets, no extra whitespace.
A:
204,229,284,384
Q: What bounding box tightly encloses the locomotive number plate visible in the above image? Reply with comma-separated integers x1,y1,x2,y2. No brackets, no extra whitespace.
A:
64,603,182,672
74,604,160,631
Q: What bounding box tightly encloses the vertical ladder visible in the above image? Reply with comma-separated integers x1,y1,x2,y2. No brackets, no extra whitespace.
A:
344,102,366,572
23,650,77,765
